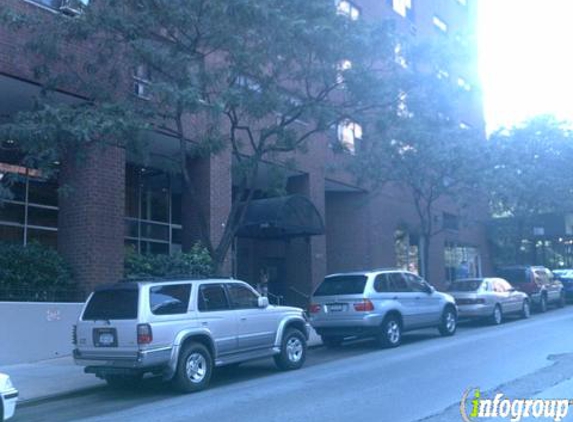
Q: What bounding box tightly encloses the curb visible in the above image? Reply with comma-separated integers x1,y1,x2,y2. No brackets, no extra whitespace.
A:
18,385,106,409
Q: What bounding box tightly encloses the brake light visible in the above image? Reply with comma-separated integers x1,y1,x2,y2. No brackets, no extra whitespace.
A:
72,324,77,346
309,303,321,314
354,299,375,312
137,323,153,345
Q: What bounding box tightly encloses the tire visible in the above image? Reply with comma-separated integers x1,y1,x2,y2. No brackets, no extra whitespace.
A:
376,314,402,348
521,299,531,319
538,294,548,313
558,291,566,308
104,373,143,390
173,342,213,393
490,304,503,325
438,307,457,336
321,335,344,348
274,328,307,371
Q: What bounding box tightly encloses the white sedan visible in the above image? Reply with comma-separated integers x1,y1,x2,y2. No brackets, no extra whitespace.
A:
0,374,18,421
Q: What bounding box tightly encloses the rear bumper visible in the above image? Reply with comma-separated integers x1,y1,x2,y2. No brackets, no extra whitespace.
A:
74,347,172,375
2,388,18,420
457,304,494,319
311,313,384,337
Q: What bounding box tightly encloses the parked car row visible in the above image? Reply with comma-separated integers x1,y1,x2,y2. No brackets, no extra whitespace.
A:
70,265,567,395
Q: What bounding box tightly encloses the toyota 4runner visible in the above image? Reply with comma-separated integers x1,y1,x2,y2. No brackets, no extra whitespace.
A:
73,278,310,393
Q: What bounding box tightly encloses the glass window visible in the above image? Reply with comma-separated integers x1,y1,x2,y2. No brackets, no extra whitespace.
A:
0,225,23,243
149,284,191,315
433,16,448,33
28,179,58,207
83,287,139,320
27,228,57,248
374,274,390,292
387,273,410,292
171,193,182,225
198,284,230,312
390,0,412,18
140,222,169,241
336,0,360,20
0,203,25,224
336,120,362,155
27,206,58,228
314,275,368,296
404,273,428,293
227,284,259,309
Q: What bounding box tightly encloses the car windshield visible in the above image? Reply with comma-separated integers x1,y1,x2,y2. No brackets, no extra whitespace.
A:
82,286,139,320
498,268,527,283
314,275,368,296
448,279,483,292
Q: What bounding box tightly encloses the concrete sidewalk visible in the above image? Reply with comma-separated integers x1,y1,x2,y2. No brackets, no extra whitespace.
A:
1,328,322,405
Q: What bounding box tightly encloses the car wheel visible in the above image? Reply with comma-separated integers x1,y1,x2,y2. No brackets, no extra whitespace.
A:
490,304,503,325
173,342,213,393
539,294,548,313
558,292,566,308
438,307,457,336
104,373,143,389
274,328,307,371
376,314,402,347
321,335,344,348
521,299,531,319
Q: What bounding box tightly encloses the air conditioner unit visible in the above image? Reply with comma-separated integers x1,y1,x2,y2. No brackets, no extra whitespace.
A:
59,0,88,16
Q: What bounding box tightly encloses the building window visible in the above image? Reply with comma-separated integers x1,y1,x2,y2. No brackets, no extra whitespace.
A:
336,60,352,85
397,90,411,118
444,243,481,282
389,0,414,20
28,0,89,15
433,16,448,33
394,43,408,69
133,65,152,100
395,230,420,274
0,151,59,248
336,0,361,20
336,119,362,155
442,212,459,231
124,165,182,255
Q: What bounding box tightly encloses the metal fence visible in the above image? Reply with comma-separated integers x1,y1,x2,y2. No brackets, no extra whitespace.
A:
0,287,85,303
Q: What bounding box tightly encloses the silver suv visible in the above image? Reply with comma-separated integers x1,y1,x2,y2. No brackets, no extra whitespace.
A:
309,269,457,348
73,278,309,393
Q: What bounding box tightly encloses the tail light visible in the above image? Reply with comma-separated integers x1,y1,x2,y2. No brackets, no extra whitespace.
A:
72,324,77,346
137,323,153,345
309,303,321,314
354,299,375,312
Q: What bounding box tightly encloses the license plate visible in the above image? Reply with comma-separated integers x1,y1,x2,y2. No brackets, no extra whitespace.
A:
94,328,117,347
329,304,344,312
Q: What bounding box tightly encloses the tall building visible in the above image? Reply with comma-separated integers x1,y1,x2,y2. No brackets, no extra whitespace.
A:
0,0,490,303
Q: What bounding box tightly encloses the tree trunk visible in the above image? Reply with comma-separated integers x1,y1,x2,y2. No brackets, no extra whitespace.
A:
420,234,432,281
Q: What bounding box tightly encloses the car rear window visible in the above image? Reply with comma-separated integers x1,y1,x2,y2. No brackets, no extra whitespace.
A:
150,284,191,315
448,279,483,292
314,275,368,296
498,269,529,284
83,287,139,320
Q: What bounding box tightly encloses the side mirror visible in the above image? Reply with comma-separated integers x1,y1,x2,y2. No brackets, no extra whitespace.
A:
258,296,269,308
426,284,436,294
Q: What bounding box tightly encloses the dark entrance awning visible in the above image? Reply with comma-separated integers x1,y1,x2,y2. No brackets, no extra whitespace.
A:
236,195,324,239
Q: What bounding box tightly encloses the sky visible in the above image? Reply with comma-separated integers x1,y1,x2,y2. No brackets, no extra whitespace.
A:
478,0,573,133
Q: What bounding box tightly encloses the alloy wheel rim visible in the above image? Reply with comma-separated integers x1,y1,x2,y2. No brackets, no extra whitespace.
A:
446,312,456,332
387,320,400,343
287,337,303,362
186,352,207,383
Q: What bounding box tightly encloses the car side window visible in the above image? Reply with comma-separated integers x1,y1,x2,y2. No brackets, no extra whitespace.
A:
198,284,230,312
388,272,410,292
493,280,508,293
403,273,427,293
227,284,259,309
498,279,513,291
150,284,191,315
374,274,390,292
535,270,548,284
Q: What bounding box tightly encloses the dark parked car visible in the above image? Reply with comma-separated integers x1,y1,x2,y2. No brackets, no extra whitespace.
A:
552,269,573,301
497,266,565,312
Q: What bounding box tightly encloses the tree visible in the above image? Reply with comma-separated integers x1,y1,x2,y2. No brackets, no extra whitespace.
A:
351,38,487,280
485,115,573,264
1,0,400,272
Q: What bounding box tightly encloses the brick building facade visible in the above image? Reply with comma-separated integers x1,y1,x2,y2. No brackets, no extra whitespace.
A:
0,0,491,304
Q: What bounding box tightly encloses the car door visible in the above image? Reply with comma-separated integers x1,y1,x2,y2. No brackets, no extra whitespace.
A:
386,272,421,329
545,270,562,302
404,273,442,327
197,283,238,357
226,283,278,352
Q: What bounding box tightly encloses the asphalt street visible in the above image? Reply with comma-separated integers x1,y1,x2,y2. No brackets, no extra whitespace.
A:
15,306,573,422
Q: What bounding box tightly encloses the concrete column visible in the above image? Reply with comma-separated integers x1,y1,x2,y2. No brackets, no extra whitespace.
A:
58,144,126,296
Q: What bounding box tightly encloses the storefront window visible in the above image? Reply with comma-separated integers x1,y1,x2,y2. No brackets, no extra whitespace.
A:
444,242,481,281
395,229,420,274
